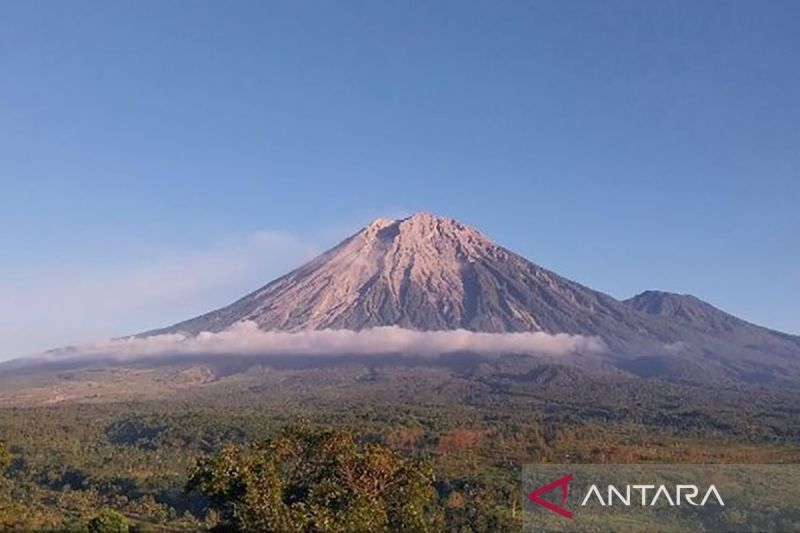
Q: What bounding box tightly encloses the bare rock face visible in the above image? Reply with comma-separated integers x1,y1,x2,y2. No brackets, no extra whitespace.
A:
154,213,646,338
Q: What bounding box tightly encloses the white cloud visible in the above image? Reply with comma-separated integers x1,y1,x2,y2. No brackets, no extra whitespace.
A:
40,321,605,361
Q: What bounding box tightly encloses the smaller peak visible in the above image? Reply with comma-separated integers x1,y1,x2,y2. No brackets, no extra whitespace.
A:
631,290,699,302
633,290,670,299
626,290,751,332
625,290,712,316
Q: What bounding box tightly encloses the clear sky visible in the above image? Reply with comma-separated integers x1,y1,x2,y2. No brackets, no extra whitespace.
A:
1,1,798,360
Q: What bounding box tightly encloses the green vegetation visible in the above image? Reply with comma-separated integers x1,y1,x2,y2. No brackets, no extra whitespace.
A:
0,358,798,531
87,509,130,533
0,441,10,472
188,424,437,532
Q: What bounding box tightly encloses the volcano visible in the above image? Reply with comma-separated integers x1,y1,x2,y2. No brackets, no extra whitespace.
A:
152,212,648,337
140,212,800,385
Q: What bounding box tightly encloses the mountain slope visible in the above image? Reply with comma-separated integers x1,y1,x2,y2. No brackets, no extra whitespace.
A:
152,214,665,346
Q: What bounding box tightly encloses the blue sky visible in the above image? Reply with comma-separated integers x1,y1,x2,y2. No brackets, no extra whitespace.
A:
1,1,798,359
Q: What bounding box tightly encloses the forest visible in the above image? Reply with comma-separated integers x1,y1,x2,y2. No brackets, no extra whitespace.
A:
0,357,799,531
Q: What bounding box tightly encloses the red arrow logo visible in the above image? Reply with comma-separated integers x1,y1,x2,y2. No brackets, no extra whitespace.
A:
527,473,573,519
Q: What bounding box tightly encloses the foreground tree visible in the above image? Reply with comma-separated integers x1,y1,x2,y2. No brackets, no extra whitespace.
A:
87,509,130,533
187,425,438,532
0,441,17,529
0,441,10,473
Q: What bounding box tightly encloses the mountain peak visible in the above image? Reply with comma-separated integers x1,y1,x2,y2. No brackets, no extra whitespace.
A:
398,211,470,228
153,212,630,335
359,213,495,259
365,212,478,235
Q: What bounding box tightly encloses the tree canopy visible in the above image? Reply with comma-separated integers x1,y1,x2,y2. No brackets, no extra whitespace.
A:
87,508,130,533
187,425,438,532
0,441,10,473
